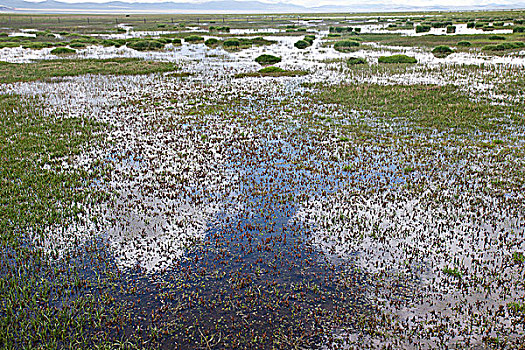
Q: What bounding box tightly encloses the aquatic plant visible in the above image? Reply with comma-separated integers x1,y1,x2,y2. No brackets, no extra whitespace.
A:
0,58,178,83
329,26,353,33
235,67,308,77
3,14,525,349
377,54,417,63
443,267,462,278
259,66,285,73
482,41,525,51
446,25,456,33
508,302,525,315
333,40,360,52
512,252,525,263
22,42,54,49
346,57,367,65
457,41,472,47
69,42,86,48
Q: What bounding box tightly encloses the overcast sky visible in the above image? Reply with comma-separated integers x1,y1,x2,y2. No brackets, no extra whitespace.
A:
24,0,521,6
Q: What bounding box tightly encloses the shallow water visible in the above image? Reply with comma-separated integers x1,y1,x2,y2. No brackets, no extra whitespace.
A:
2,25,525,69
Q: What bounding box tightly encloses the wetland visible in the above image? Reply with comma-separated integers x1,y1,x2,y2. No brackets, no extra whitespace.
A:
1,9,525,350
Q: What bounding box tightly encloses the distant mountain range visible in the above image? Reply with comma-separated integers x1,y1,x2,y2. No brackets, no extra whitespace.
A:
1,0,524,14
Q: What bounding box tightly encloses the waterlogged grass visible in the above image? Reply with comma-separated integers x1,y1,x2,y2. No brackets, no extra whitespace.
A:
333,40,360,52
0,34,180,51
0,58,178,83
457,40,472,46
50,46,76,55
482,41,525,52
126,38,165,51
356,32,523,52
347,57,367,65
513,252,525,263
220,37,276,50
259,66,285,73
432,45,454,57
443,267,462,278
184,35,204,43
235,67,308,78
0,94,115,349
316,83,515,132
378,54,417,63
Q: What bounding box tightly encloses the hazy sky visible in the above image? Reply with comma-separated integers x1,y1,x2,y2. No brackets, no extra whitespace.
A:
24,0,520,6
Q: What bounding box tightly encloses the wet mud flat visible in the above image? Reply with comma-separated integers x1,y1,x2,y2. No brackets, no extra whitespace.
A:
2,16,525,349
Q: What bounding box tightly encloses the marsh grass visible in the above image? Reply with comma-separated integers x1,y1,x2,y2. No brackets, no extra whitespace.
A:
442,267,462,278
512,252,525,263
50,46,76,55
126,38,165,51
0,34,175,51
315,83,514,132
482,41,525,51
457,41,472,46
378,54,417,63
356,32,523,53
347,57,367,65
235,67,308,78
333,40,360,52
0,58,178,83
0,94,116,349
184,35,204,43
